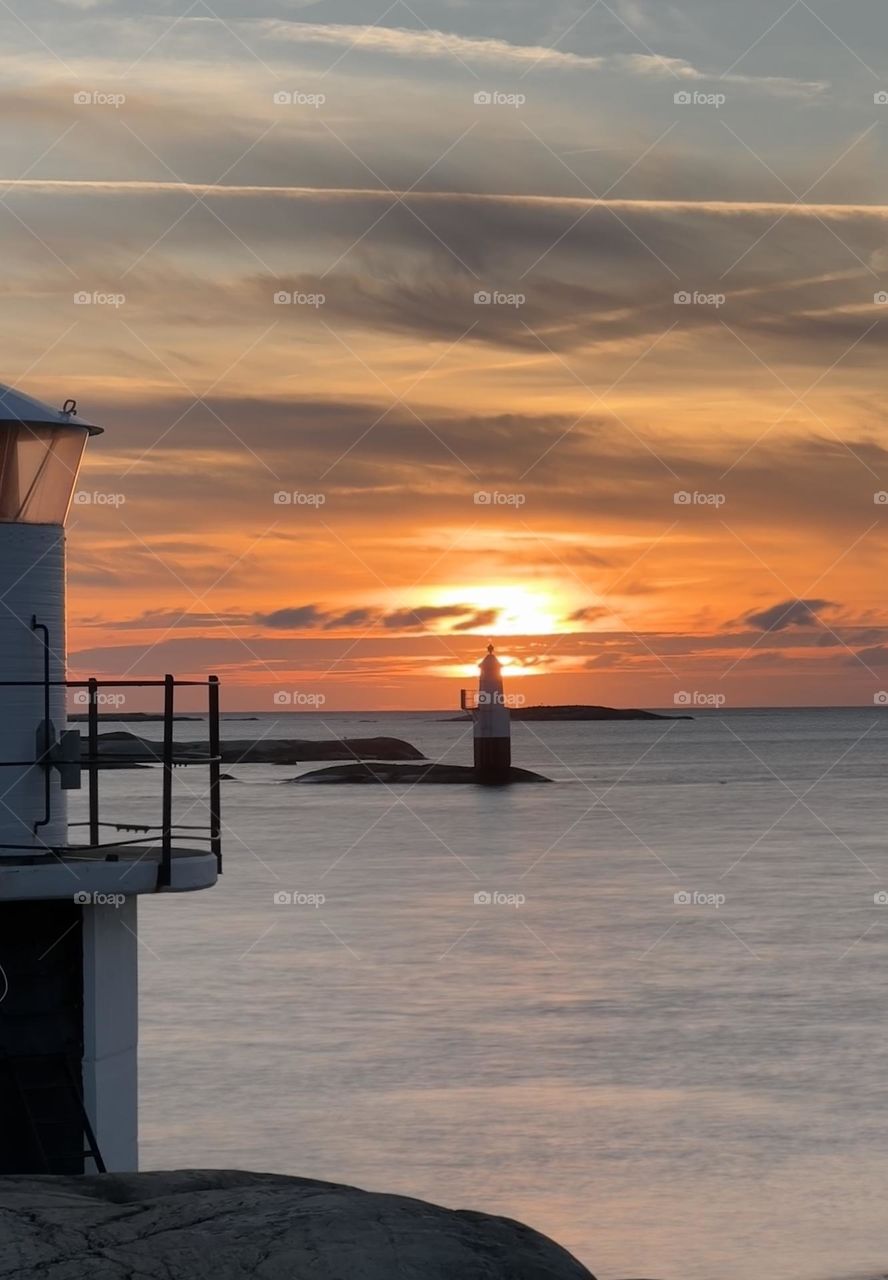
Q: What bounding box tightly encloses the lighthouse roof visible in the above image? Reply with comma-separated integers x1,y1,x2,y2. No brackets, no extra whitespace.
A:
479,642,501,671
0,384,103,435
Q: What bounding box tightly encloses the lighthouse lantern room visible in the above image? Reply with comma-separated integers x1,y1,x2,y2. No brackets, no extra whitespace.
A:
0,385,222,1177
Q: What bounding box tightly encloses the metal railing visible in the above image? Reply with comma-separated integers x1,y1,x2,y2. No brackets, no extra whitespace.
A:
0,672,222,890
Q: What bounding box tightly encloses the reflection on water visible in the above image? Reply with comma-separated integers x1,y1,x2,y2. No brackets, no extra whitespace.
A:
71,709,888,1280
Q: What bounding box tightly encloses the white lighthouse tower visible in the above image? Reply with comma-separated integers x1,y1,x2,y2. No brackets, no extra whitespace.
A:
0,385,221,1176
461,643,512,784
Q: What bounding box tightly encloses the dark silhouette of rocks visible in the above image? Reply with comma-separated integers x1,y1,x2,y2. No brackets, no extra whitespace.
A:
0,1169,595,1280
292,761,551,784
448,705,692,722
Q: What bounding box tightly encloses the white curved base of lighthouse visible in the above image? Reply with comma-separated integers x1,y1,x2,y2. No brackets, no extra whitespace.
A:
0,847,218,901
82,899,139,1172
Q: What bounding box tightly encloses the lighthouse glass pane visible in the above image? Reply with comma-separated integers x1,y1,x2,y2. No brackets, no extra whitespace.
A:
0,424,89,524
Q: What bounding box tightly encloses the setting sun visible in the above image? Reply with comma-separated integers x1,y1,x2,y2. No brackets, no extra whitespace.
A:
428,585,562,636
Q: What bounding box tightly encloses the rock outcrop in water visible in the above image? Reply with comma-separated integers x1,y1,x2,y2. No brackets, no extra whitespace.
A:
0,1169,595,1280
83,732,425,765
450,705,691,722
291,761,551,784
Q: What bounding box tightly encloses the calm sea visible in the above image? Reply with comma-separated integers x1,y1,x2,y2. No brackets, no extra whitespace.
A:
71,708,888,1280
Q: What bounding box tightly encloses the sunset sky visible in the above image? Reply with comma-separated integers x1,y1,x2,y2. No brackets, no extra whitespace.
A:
6,0,888,709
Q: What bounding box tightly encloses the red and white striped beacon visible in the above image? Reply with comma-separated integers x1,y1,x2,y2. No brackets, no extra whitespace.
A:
461,643,512,784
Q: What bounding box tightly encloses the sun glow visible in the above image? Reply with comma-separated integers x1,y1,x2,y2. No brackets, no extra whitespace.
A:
432,584,562,636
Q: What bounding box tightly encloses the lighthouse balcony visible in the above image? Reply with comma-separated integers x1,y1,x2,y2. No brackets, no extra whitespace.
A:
0,674,222,901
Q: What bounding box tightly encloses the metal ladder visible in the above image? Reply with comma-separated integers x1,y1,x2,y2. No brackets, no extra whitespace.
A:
3,1053,106,1173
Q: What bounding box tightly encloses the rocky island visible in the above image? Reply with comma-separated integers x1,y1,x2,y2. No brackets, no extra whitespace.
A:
449,704,691,722
0,1169,595,1280
291,761,550,784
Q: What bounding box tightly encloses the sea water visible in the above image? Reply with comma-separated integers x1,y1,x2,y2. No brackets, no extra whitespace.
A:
71,708,888,1280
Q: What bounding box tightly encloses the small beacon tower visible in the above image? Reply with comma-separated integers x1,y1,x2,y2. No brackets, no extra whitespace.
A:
0,385,221,1177
461,644,512,784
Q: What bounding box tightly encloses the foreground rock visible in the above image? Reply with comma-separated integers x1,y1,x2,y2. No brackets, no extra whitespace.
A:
84,732,426,765
292,762,551,784
0,1169,594,1280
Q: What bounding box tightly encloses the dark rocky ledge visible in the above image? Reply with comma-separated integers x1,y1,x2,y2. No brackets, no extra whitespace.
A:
0,1169,594,1280
84,732,426,765
291,762,551,784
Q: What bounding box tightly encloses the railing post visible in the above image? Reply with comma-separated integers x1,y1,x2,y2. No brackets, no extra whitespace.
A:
88,677,99,847
159,674,174,888
208,675,222,874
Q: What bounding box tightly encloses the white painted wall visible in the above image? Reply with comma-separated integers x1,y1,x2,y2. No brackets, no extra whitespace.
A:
476,656,511,739
82,898,139,1171
0,524,67,851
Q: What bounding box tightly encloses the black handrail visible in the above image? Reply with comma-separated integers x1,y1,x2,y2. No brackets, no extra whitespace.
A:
0,672,222,882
